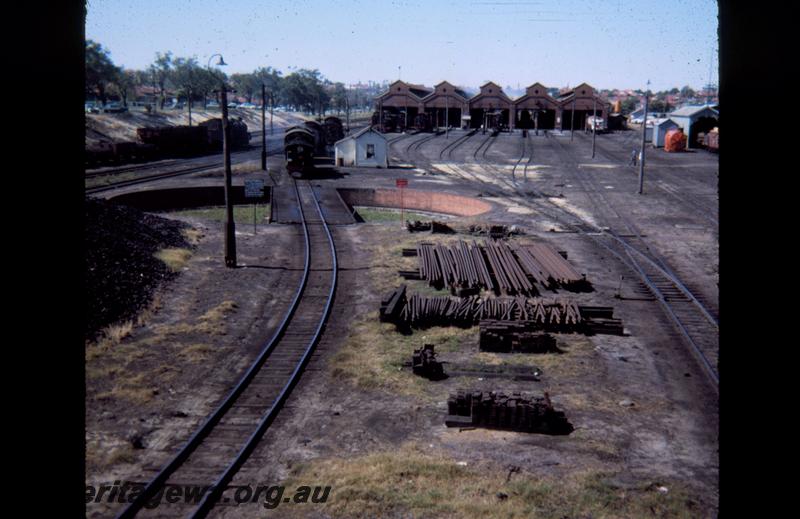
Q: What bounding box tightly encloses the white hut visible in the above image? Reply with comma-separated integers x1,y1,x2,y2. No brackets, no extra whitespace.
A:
334,126,389,168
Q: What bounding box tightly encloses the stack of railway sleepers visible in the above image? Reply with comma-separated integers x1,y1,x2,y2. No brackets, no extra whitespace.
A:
446,390,573,434
479,321,558,353
411,344,446,380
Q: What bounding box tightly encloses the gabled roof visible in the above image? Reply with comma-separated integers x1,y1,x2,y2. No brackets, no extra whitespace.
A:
377,80,433,101
669,105,719,118
424,81,469,101
334,125,386,146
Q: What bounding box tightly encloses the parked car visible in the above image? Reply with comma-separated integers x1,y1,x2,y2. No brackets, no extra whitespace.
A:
239,102,256,109
227,102,239,108
85,103,100,114
206,101,220,108
103,103,128,113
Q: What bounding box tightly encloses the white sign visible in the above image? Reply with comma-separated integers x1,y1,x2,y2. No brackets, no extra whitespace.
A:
244,179,265,198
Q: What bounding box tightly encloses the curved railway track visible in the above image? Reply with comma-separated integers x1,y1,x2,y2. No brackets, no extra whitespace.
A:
116,178,337,518
405,131,719,390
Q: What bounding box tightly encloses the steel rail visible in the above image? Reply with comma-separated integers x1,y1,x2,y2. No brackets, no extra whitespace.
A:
190,179,337,517
115,178,314,519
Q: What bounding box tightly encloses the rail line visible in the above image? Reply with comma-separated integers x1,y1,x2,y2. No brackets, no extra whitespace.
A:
572,131,719,226
115,178,337,518
409,132,719,390
439,129,477,160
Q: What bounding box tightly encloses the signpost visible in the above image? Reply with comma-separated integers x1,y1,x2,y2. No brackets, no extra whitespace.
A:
245,179,265,235
396,178,408,226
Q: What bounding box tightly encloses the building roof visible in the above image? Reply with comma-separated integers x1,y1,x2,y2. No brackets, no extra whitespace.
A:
670,105,719,118
334,125,386,146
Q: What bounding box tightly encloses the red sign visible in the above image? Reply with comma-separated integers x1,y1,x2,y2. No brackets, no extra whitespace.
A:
396,179,408,188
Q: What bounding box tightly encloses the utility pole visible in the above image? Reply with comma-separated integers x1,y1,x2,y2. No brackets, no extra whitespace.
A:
220,83,237,267
261,84,267,170
592,97,597,158
570,95,576,141
445,94,449,139
638,82,650,195
188,87,192,126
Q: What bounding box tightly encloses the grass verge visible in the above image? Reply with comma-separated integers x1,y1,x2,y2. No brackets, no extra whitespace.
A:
278,444,707,519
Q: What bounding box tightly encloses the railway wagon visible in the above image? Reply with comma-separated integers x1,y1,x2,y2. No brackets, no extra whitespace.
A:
303,120,327,156
322,116,345,146
199,117,250,150
284,127,316,173
136,125,209,156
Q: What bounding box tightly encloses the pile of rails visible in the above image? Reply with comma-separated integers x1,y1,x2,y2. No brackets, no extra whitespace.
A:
407,239,590,295
479,321,559,353
446,390,573,435
379,287,623,335
416,241,496,292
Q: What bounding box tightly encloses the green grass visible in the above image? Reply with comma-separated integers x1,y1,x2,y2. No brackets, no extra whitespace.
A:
166,204,271,224
355,206,446,223
278,445,709,519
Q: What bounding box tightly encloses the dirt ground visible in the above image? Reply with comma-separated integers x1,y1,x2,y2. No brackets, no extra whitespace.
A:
85,131,718,518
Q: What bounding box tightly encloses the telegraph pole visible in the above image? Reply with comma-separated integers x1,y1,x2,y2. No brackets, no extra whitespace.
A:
261,84,267,170
591,96,597,159
638,83,650,195
220,83,237,267
570,95,576,141
445,94,449,139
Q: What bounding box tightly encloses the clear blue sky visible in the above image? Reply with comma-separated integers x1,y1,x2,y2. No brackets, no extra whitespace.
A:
86,0,718,92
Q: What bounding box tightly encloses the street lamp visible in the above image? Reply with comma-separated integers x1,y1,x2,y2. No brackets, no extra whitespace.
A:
208,54,237,267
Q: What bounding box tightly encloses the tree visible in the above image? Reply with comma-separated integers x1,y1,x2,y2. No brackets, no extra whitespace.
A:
253,67,284,107
331,82,348,114
620,97,639,115
151,52,173,109
680,85,696,99
111,69,137,107
85,40,119,105
170,57,205,110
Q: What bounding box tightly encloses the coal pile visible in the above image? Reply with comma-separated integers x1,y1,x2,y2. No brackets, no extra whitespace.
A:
85,197,191,340
446,390,573,435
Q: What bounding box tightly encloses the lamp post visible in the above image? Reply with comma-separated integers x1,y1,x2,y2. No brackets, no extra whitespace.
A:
638,81,650,195
261,84,267,170
592,97,597,158
208,54,237,267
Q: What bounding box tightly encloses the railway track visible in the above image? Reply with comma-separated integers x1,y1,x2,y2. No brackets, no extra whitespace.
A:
116,178,337,518
439,129,477,160
572,131,719,226
409,132,719,391
85,149,283,195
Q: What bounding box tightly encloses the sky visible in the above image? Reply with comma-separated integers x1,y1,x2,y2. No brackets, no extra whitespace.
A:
85,0,718,92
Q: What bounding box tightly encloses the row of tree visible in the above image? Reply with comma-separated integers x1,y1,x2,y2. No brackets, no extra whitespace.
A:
85,40,369,115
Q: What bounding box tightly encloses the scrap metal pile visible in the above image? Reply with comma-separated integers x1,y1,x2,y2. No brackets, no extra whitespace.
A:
479,321,559,353
379,286,623,335
411,344,446,380
408,239,590,295
446,390,573,435
407,221,456,234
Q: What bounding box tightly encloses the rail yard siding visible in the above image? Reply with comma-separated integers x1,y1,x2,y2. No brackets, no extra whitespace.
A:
338,188,492,217
108,185,270,211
